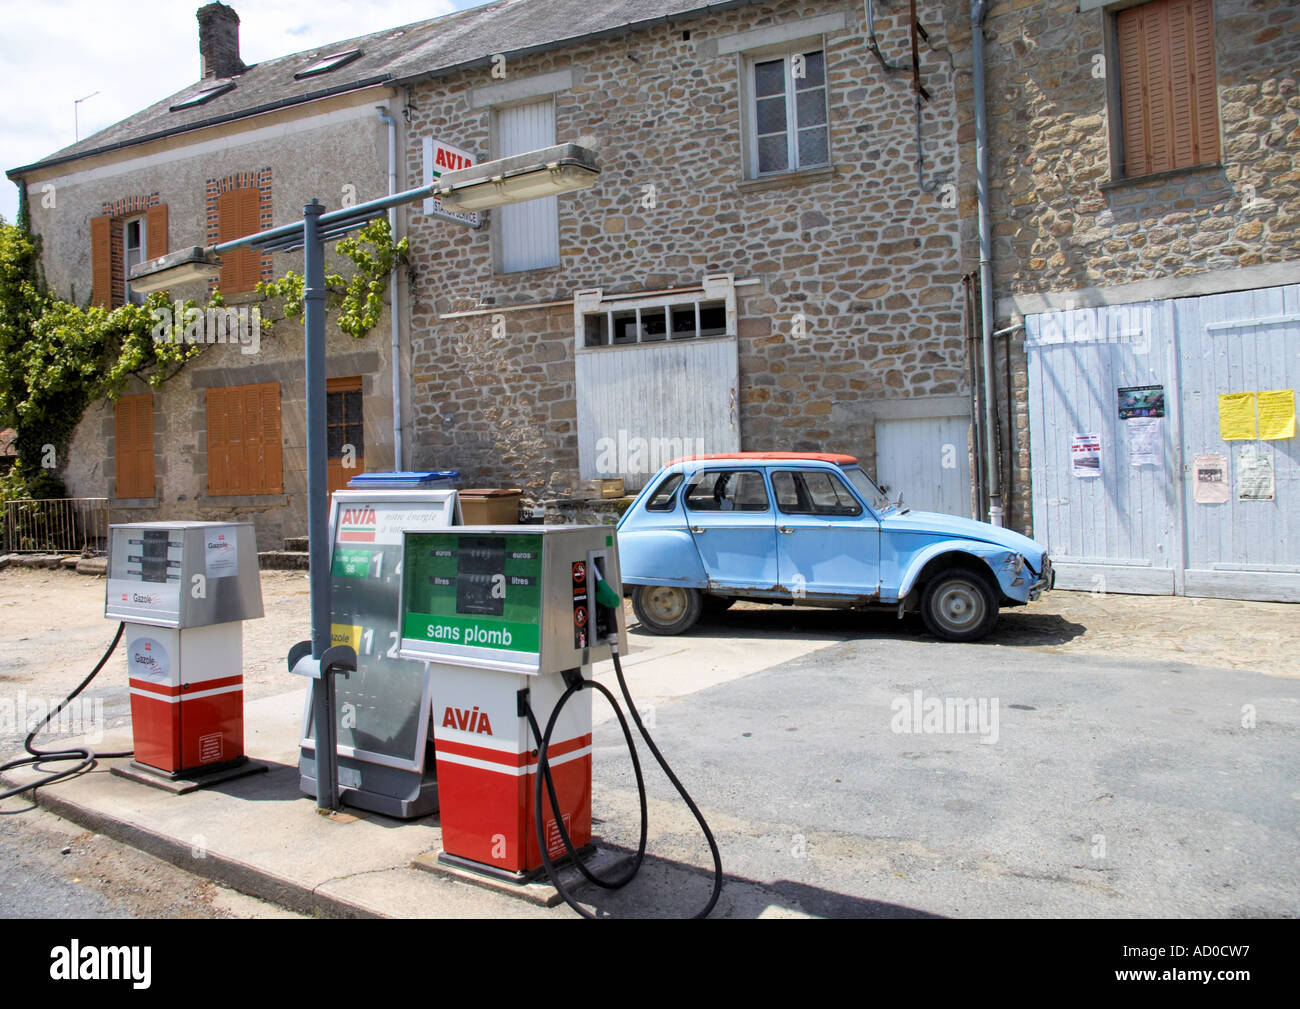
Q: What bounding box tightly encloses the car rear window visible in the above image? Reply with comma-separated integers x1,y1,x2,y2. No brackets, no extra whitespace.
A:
644,472,684,511
684,470,770,512
771,470,863,516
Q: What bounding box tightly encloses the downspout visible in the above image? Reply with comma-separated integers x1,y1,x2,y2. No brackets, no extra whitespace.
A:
972,0,1001,527
377,106,403,470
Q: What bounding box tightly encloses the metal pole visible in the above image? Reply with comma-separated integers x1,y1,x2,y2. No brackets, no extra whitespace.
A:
972,0,1002,528
303,198,337,810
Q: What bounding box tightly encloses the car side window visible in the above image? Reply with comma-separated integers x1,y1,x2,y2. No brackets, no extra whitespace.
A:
771,470,863,517
644,472,684,511
684,470,770,512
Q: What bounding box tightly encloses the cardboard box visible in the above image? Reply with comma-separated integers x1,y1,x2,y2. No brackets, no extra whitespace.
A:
459,488,522,525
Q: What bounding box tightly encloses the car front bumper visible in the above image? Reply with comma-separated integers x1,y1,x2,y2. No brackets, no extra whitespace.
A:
1029,556,1054,600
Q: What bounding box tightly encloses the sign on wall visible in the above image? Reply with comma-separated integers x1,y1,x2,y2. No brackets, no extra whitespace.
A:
422,137,481,228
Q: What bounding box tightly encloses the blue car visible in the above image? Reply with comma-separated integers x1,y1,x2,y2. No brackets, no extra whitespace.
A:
615,452,1053,642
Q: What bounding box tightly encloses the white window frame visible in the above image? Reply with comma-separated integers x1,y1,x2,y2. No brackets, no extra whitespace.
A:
573,275,737,352
740,40,831,180
123,215,146,305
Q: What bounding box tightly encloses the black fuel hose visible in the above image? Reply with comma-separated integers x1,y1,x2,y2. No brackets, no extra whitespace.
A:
0,622,129,802
526,644,724,919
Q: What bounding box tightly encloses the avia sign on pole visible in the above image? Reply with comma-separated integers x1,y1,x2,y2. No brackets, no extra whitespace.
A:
422,138,481,228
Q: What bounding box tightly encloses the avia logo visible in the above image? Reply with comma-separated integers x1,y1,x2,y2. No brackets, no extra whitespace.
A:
339,506,378,542
434,146,473,172
442,706,493,735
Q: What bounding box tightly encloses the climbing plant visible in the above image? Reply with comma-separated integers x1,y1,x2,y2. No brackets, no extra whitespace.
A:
256,217,409,338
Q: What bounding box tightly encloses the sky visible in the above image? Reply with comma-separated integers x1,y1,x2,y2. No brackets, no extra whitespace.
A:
0,0,496,223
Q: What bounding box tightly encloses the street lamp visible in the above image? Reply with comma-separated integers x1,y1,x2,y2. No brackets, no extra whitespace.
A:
432,143,599,212
128,143,600,810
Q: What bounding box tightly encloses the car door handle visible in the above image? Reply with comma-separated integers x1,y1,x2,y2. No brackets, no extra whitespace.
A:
690,525,706,534
778,525,794,534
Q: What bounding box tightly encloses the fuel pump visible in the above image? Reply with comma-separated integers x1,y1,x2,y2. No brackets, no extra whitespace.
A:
398,525,723,917
104,521,264,783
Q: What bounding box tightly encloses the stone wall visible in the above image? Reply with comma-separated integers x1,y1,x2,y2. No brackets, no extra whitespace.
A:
403,0,972,506
944,0,1300,532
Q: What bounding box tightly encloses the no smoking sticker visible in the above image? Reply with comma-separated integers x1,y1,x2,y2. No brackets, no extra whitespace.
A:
572,562,585,583
574,606,588,627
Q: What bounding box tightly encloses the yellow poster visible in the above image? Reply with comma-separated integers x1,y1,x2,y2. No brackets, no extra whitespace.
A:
1218,392,1257,441
1257,389,1296,440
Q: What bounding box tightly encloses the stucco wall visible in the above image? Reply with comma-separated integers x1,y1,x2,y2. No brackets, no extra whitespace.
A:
19,92,404,548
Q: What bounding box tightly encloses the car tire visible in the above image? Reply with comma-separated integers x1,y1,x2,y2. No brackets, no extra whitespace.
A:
631,585,703,635
919,568,999,643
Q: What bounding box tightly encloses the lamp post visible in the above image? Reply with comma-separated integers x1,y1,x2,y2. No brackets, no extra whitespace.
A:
130,143,600,809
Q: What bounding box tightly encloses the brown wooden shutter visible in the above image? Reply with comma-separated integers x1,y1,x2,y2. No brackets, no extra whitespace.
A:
206,387,230,495
145,204,169,260
1117,0,1219,178
90,214,112,308
206,383,282,495
216,188,262,293
114,394,155,498
1189,0,1220,164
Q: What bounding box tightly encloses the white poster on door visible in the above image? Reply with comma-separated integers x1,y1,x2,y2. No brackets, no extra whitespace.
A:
1127,417,1162,467
1237,450,1275,502
1071,433,1102,478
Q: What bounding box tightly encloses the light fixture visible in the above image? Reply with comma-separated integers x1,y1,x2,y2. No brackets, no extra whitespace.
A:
128,247,223,294
432,143,600,212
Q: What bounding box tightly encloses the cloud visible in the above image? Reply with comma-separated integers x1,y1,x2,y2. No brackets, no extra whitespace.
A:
0,0,467,222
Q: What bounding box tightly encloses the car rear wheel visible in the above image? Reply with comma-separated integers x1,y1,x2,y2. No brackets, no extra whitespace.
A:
631,585,703,635
920,569,999,642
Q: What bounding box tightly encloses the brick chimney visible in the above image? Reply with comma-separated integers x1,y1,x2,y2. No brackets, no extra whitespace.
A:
197,3,246,79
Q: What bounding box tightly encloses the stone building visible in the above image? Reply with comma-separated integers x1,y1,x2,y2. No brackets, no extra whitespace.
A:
10,0,1295,585
953,0,1299,598
7,3,409,547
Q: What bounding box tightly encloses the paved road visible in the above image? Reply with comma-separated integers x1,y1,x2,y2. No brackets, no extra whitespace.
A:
580,633,1299,918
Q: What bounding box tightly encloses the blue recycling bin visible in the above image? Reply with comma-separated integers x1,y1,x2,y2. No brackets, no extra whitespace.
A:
346,470,461,489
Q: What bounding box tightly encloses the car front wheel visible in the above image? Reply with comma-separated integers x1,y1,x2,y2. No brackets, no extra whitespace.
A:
920,569,999,642
631,584,703,635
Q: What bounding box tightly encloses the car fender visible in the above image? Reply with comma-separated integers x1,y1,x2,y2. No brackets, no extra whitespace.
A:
896,540,1031,603
617,527,708,588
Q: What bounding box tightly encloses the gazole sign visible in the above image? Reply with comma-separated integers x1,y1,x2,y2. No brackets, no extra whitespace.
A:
422,138,481,228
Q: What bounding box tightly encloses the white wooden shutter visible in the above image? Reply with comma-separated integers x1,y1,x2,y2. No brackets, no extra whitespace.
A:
496,100,559,272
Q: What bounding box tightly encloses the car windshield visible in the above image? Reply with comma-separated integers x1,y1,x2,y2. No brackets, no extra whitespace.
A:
842,466,893,512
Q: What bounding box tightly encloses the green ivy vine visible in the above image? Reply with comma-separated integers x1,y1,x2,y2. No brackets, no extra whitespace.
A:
257,217,409,338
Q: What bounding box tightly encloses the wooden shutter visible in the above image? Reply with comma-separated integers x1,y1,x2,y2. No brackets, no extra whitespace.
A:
114,394,155,498
216,188,262,292
145,204,169,260
206,382,282,495
1117,0,1219,178
90,214,112,307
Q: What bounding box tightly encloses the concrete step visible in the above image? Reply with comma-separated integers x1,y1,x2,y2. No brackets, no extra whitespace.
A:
282,536,308,552
260,550,310,570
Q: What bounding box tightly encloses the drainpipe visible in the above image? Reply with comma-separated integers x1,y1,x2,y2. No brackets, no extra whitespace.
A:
972,0,1001,527
377,106,403,470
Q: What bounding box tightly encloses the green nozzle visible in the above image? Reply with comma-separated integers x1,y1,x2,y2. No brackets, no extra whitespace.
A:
593,567,621,609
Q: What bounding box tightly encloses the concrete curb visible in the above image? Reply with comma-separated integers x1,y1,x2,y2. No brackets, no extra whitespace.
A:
9,775,383,919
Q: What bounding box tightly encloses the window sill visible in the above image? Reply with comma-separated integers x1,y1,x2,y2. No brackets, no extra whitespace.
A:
736,166,837,193
1100,162,1223,192
198,493,288,507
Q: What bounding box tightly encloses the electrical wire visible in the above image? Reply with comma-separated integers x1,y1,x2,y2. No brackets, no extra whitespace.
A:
0,622,129,802
525,641,724,919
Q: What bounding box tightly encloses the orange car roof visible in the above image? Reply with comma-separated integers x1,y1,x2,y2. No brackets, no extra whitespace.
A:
666,451,859,466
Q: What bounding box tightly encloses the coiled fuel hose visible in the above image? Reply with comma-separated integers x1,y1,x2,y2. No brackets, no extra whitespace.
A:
524,602,724,918
0,622,129,802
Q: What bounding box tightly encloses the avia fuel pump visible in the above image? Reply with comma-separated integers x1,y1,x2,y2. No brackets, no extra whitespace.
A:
398,525,723,918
